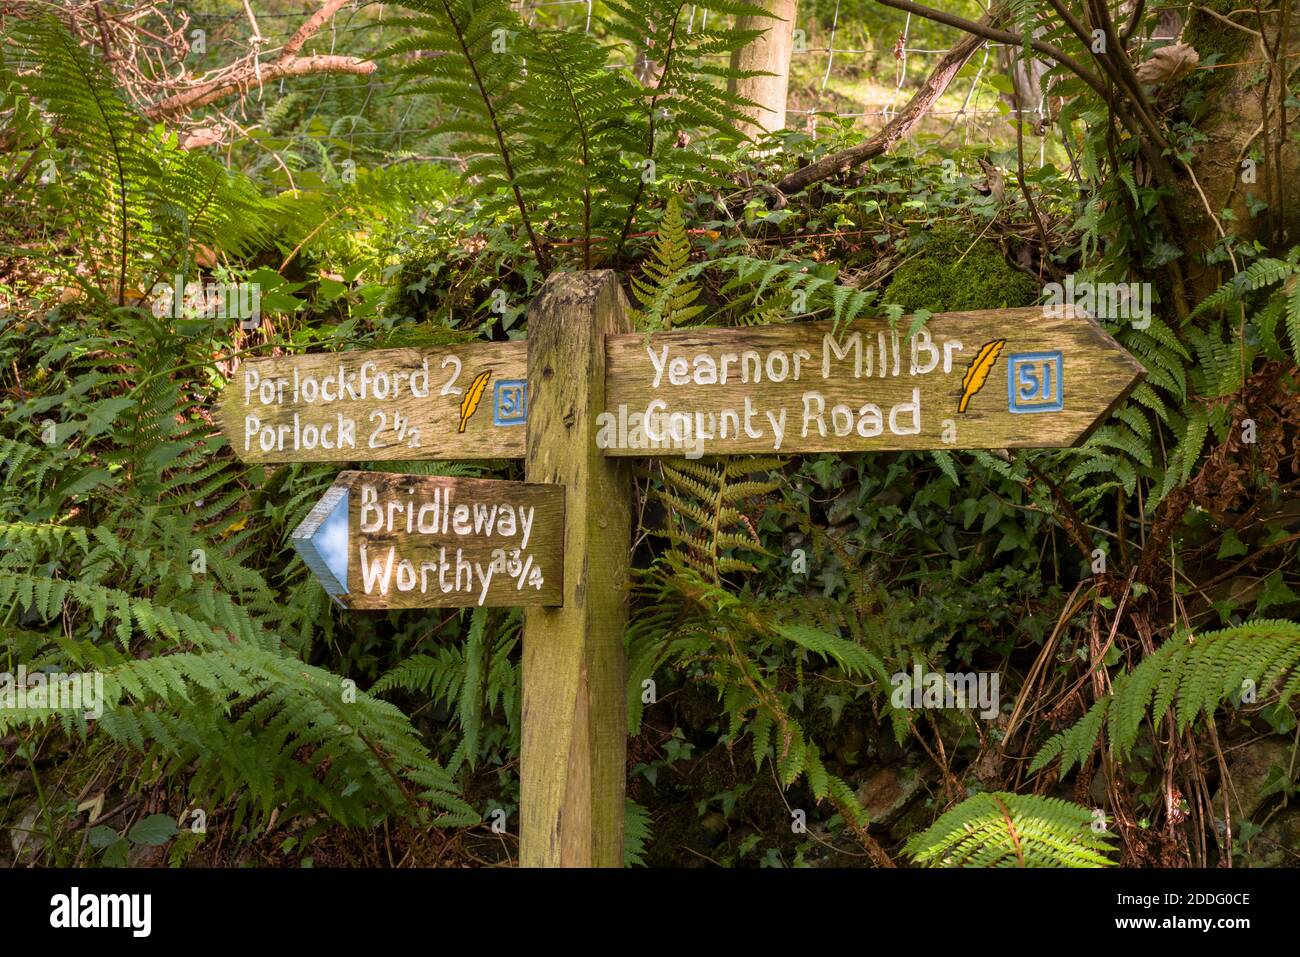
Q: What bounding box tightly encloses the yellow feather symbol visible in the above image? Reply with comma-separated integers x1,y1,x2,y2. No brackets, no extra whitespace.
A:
958,339,1006,413
458,371,491,433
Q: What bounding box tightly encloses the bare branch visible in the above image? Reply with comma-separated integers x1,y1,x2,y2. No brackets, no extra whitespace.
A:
871,0,1110,99
142,0,374,123
145,54,376,120
281,0,352,60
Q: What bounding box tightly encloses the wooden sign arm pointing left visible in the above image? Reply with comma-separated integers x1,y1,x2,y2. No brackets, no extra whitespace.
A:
216,340,529,463
290,471,564,609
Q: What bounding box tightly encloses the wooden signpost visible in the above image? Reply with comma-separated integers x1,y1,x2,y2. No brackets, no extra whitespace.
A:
224,269,1145,868
518,273,632,868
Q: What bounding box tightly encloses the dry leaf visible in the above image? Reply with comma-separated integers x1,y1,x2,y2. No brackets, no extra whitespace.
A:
179,126,225,151
976,158,1005,205
1135,43,1199,85
76,793,105,824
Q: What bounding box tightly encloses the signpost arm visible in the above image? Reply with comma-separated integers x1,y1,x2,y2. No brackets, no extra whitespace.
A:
521,271,632,867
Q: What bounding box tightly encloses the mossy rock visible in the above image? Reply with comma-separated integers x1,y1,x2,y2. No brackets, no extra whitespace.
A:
885,226,1038,313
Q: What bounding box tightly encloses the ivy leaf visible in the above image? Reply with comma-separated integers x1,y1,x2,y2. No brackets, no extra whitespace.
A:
247,267,307,313
316,276,348,304
1217,527,1249,559
1255,572,1298,616
127,814,178,846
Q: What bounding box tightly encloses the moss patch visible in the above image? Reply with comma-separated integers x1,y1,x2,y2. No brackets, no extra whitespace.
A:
1175,0,1254,107
885,226,1038,312
1181,0,1253,67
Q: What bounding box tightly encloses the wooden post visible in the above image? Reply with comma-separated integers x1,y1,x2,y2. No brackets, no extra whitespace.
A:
520,271,632,867
728,0,798,137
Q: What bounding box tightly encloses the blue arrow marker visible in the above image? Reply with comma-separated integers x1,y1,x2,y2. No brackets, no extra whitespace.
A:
291,484,349,598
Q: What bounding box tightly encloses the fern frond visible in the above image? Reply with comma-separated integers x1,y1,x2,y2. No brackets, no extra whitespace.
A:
1032,621,1300,774
906,792,1116,867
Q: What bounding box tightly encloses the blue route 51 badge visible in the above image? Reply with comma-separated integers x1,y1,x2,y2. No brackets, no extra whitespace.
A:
493,379,528,426
1007,351,1064,413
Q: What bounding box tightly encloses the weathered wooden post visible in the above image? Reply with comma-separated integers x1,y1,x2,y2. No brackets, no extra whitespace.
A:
520,271,632,867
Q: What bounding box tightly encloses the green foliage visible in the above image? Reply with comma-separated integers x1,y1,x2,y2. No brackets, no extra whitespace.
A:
1066,242,1292,511
383,0,768,267
88,814,179,868
1007,0,1040,56
1031,620,1300,775
1068,311,1200,506
372,608,522,774
624,798,653,867
1188,249,1300,364
906,792,1116,867
276,162,461,274
4,0,1297,869
0,306,474,831
2,16,275,302
628,456,897,829
649,456,782,579
0,15,475,849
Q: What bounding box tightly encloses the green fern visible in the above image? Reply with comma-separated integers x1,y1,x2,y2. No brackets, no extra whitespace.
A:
0,49,475,830
373,609,522,773
1031,620,1300,775
383,0,765,269
624,798,653,867
627,455,898,834
648,455,782,579
1188,249,1300,364
0,565,476,828
4,16,275,302
1067,298,1265,512
906,792,1116,867
629,196,706,330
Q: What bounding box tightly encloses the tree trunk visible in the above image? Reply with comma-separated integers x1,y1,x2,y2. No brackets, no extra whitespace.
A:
1180,4,1300,264
728,0,799,138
